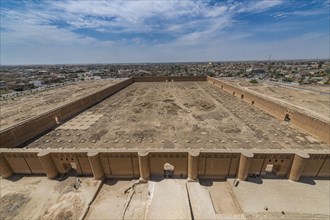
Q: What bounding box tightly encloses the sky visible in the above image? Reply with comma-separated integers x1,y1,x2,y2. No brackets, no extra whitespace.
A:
0,0,329,65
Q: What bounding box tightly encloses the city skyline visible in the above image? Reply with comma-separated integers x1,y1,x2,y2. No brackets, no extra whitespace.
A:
1,0,329,65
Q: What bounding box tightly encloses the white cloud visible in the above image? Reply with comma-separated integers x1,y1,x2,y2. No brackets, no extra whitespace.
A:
206,5,228,17
238,0,283,13
0,0,285,40
1,30,328,65
0,10,96,46
274,7,329,19
50,1,206,29
1,0,329,65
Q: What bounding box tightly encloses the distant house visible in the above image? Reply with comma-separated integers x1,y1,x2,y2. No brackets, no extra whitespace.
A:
29,80,43,87
84,76,102,81
0,81,5,88
251,69,266,74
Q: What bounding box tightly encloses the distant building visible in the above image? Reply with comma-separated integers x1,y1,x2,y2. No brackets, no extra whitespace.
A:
84,76,102,81
0,81,6,88
29,80,43,87
251,69,266,74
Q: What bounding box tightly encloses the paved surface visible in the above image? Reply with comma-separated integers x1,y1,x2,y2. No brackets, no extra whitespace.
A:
228,177,330,218
187,181,216,219
207,180,242,215
25,81,328,150
188,180,244,220
1,176,329,219
86,180,147,220
146,179,192,219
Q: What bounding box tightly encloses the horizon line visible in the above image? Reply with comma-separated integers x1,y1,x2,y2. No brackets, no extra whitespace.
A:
1,58,330,67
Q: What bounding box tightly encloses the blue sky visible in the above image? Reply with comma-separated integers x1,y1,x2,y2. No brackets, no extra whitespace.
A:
0,0,329,65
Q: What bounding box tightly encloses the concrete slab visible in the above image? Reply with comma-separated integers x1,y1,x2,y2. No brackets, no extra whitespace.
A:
189,180,244,220
244,212,329,220
124,183,148,219
208,181,242,215
187,181,216,220
146,179,192,220
228,177,330,217
85,180,136,220
2,176,329,219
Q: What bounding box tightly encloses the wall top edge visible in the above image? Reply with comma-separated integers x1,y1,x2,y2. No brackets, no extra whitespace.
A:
1,148,329,155
132,76,207,78
296,151,310,159
132,76,208,82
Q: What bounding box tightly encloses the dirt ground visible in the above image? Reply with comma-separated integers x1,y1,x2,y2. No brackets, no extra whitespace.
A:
0,79,121,131
26,81,328,150
224,78,330,122
0,175,101,220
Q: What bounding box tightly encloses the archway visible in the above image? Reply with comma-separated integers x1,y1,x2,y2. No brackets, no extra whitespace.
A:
163,163,174,178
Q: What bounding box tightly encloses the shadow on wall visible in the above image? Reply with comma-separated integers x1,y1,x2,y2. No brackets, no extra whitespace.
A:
149,175,187,182
149,177,165,182
245,175,323,186
298,178,316,185
246,175,263,184
56,168,77,182
199,179,227,187
5,174,24,182
298,177,330,185
103,179,120,186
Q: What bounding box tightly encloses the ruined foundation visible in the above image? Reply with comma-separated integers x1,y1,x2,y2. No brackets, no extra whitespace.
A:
0,76,329,182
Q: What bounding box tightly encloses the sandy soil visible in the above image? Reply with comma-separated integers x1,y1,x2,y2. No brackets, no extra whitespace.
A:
0,79,121,131
224,78,330,122
0,175,101,220
26,81,328,150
